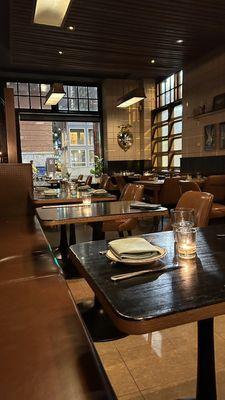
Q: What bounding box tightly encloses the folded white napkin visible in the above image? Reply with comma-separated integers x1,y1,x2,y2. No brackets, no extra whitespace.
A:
92,189,108,195
43,189,58,195
108,237,160,260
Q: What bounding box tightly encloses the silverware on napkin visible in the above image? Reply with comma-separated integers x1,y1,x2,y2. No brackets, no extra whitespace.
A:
110,265,180,281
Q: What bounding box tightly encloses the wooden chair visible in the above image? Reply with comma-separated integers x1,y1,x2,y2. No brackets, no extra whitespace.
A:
85,175,92,186
78,174,83,181
176,191,213,227
0,163,33,217
102,184,144,237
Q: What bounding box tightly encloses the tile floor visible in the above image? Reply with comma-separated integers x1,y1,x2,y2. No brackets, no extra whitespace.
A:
68,278,225,400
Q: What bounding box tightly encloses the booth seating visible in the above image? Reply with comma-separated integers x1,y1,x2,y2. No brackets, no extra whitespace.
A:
0,163,116,400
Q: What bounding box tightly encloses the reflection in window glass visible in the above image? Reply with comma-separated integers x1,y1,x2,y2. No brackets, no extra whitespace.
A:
69,99,78,111
70,129,85,145
89,149,95,165
161,125,168,137
88,129,94,145
18,83,29,95
173,154,181,167
170,74,175,89
78,86,88,98
30,83,40,96
173,104,183,118
162,140,168,152
71,149,86,166
30,97,41,109
79,99,88,111
173,138,182,150
165,78,170,91
88,87,98,98
165,92,170,105
178,85,183,99
41,84,50,96
58,98,68,110
162,155,168,167
68,86,77,98
172,121,182,135
89,99,98,111
19,96,30,108
160,81,165,93
160,94,165,106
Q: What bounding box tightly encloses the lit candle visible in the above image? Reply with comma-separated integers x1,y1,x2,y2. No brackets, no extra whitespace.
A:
177,228,197,259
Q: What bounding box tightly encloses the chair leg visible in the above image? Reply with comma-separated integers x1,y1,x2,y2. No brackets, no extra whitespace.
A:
118,231,124,238
127,230,132,236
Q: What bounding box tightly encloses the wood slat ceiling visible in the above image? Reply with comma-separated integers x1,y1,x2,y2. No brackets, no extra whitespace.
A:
4,0,225,79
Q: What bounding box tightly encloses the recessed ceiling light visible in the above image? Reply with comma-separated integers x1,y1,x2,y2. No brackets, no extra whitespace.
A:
67,25,75,31
33,0,72,27
176,39,184,44
150,59,155,64
58,50,63,55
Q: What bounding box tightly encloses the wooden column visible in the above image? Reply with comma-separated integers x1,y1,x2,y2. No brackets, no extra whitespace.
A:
4,87,18,163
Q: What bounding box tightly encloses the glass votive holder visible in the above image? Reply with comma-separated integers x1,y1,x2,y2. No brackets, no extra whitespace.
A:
82,192,92,206
176,227,197,259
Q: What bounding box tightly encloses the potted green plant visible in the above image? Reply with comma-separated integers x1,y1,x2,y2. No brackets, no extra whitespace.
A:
90,155,103,181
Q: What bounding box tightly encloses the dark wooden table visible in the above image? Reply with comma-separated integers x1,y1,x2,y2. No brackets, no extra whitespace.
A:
69,225,225,399
33,190,116,206
134,180,164,202
36,201,168,275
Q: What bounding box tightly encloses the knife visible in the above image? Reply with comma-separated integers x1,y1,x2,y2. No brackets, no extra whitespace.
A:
110,265,180,281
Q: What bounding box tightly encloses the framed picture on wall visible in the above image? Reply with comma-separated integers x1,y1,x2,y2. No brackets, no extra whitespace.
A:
213,93,225,111
219,122,225,149
204,124,216,151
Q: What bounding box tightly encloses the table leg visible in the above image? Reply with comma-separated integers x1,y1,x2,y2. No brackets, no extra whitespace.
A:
69,223,76,245
78,297,127,342
92,221,105,241
196,318,217,400
59,225,68,263
58,225,79,279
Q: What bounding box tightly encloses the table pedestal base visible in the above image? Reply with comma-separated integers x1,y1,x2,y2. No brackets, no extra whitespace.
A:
79,298,127,342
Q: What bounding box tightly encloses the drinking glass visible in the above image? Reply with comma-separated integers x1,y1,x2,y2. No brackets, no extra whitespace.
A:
176,227,197,259
171,208,196,241
82,192,92,205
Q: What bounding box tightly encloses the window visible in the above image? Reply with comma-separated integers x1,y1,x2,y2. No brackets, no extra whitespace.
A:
7,82,51,110
58,85,99,112
151,70,183,170
6,82,99,113
70,129,85,145
156,70,183,108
